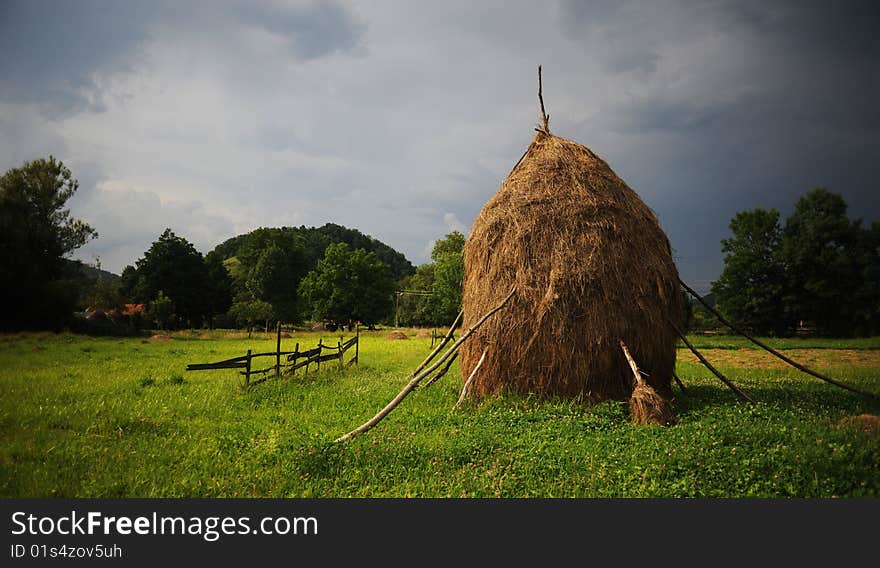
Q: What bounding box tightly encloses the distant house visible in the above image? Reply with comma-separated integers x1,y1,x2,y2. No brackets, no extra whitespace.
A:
121,304,145,317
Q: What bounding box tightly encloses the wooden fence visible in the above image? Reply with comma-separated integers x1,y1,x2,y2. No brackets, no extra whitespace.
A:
430,328,455,348
186,322,359,387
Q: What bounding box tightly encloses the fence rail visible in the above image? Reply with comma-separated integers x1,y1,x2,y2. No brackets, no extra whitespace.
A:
186,322,359,387
430,328,455,348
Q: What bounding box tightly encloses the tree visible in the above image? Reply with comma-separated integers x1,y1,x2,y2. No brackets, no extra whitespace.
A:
432,251,464,325
711,208,793,336
148,291,174,330
249,242,304,322
396,264,439,326
429,231,465,325
779,189,863,336
298,243,394,327
852,222,880,335
712,188,880,338
228,299,274,334
393,231,466,327
81,274,125,311
216,228,307,324
431,230,465,261
0,156,97,329
204,251,233,327
122,229,211,328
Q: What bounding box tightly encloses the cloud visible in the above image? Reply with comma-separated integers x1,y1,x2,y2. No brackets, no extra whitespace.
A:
443,213,467,235
69,182,236,271
233,1,367,59
0,0,155,116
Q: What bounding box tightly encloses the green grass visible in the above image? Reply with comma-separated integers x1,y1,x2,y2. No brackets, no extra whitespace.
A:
0,331,878,497
682,334,880,350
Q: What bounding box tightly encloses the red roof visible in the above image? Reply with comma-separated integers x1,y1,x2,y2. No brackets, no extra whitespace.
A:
121,303,145,316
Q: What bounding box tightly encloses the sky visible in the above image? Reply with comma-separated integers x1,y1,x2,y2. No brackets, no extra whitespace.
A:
1,0,878,294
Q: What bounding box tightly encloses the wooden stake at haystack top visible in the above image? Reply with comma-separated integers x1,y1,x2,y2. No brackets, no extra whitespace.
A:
459,66,682,421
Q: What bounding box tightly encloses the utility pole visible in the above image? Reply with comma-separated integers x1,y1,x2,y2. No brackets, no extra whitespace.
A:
394,289,436,328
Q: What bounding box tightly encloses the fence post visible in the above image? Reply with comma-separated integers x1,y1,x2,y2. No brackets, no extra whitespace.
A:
245,349,252,387
292,342,299,377
317,339,322,373
338,338,343,370
355,324,359,365
275,321,282,378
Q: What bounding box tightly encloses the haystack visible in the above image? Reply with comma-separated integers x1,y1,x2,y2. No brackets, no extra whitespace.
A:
460,125,681,408
387,330,409,340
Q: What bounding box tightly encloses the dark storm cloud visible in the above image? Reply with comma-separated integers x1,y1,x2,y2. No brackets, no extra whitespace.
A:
233,1,366,59
0,0,366,116
554,0,880,292
0,0,154,115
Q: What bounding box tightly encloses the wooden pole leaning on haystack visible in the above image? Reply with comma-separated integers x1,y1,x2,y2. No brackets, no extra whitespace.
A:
334,288,515,444
620,341,677,425
453,349,487,411
679,278,878,400
672,372,687,392
422,351,458,388
411,310,463,380
668,319,755,403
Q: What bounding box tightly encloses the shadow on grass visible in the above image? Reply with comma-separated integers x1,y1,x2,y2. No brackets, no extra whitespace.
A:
671,384,880,417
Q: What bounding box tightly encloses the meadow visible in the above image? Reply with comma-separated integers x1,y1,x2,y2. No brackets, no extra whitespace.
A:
1,329,878,498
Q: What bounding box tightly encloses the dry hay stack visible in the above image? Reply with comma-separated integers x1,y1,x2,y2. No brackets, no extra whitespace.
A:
387,330,409,340
460,129,681,406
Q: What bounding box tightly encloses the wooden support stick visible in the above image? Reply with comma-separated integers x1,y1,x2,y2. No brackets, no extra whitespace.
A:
334,288,515,443
422,351,458,388
409,311,463,380
672,371,687,392
619,341,645,387
668,319,755,403
453,350,486,410
679,278,878,399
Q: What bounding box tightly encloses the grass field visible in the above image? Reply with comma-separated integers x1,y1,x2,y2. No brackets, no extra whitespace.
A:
1,329,878,497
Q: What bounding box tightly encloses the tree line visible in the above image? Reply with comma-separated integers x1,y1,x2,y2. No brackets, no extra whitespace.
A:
0,157,463,332
4,157,877,337
709,188,880,337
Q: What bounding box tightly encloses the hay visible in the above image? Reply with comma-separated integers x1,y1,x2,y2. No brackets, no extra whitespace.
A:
629,383,678,425
621,340,677,425
387,330,409,340
149,334,172,342
416,329,433,338
460,129,681,404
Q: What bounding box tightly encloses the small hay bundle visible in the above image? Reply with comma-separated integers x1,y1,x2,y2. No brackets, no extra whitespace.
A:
386,330,409,340
460,129,681,408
